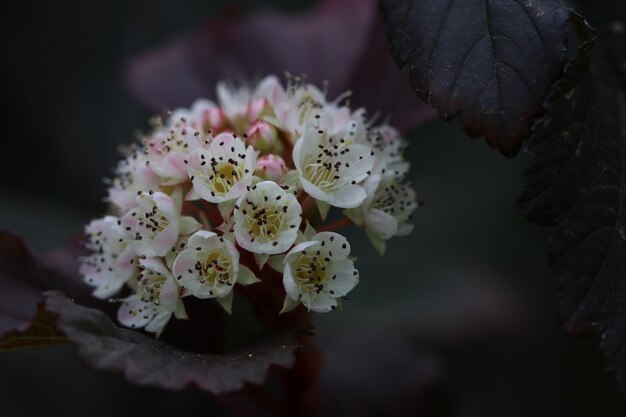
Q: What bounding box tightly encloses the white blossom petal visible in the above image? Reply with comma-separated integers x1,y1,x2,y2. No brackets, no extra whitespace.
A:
282,232,357,313
172,230,240,299
294,126,375,208
233,181,302,255
188,133,256,203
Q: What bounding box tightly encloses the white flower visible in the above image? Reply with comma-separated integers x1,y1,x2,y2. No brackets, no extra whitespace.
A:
107,153,160,213
170,98,224,134
187,132,256,203
216,81,268,127
282,231,359,313
143,118,203,185
293,126,375,208
79,216,136,299
172,230,238,299
172,230,259,312
121,190,181,257
117,257,181,335
364,124,410,178
270,82,351,140
346,175,418,254
233,181,302,255
254,75,288,106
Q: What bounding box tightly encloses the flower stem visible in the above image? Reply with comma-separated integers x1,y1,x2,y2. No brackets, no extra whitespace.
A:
299,194,316,217
317,216,352,232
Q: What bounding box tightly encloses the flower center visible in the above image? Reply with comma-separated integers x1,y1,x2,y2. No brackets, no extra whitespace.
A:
294,252,329,295
303,138,353,192
136,204,169,240
197,156,247,196
241,199,288,241
195,250,232,287
372,182,415,219
137,271,167,306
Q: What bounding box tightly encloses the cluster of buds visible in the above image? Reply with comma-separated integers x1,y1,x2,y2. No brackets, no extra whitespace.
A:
80,75,419,335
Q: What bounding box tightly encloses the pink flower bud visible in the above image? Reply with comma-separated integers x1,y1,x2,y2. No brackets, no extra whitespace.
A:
246,121,279,153
256,154,288,181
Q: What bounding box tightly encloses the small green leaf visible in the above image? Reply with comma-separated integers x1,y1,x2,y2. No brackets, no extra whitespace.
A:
174,300,188,320
367,230,386,256
343,207,363,226
303,221,317,240
179,216,202,235
216,291,234,315
254,253,270,269
217,199,236,220
238,265,261,285
316,200,330,221
0,307,67,352
279,296,300,315
268,254,286,272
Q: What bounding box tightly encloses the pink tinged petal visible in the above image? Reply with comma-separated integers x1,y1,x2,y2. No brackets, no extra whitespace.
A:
118,295,153,329
145,310,173,335
364,209,398,240
255,75,287,103
121,209,139,231
108,188,138,214
153,192,179,220
187,230,219,248
172,249,202,294
160,152,190,180
135,163,160,186
139,257,172,277
117,246,137,279
92,278,127,300
159,276,180,312
247,98,266,121
149,223,180,257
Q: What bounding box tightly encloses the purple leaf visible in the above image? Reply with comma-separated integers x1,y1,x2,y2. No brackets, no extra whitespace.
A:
380,0,570,156
44,291,298,393
0,231,300,394
126,0,435,134
520,11,626,395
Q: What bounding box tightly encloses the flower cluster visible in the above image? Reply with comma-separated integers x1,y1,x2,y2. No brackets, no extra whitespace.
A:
80,75,418,335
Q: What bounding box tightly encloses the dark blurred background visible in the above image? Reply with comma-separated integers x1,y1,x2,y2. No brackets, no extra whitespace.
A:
1,1,625,416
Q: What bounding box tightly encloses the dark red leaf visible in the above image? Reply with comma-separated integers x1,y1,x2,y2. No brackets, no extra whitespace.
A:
380,0,571,156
